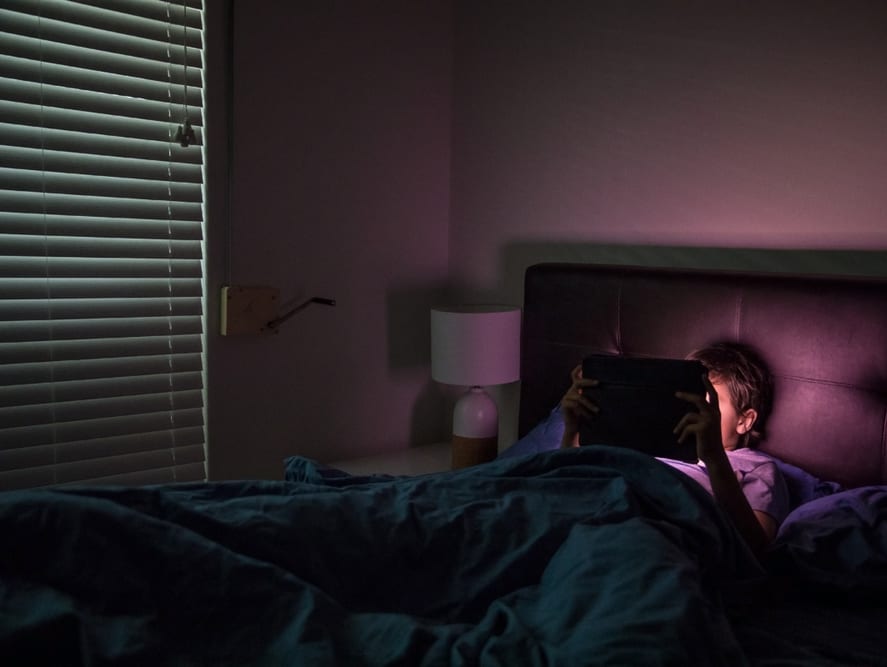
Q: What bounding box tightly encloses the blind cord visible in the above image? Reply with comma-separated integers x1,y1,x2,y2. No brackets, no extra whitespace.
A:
175,2,196,148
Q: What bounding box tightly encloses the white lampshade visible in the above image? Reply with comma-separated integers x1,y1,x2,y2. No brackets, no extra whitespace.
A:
430,305,521,387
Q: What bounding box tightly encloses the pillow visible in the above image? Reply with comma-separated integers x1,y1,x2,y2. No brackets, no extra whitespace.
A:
769,486,887,597
498,406,565,458
759,453,843,510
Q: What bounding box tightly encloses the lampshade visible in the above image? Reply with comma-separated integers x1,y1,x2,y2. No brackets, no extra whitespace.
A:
431,305,521,387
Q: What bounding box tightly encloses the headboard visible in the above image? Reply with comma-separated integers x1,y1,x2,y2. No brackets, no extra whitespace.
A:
519,263,887,488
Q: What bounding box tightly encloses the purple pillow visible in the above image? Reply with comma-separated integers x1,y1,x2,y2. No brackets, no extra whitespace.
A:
498,406,565,458
760,453,843,510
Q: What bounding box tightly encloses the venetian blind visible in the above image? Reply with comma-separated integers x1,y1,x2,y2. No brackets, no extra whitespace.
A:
0,0,207,489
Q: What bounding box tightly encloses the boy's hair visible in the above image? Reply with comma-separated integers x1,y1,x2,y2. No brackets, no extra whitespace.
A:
688,341,773,448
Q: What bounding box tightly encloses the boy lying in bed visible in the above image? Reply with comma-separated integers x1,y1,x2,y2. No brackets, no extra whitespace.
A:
560,342,788,556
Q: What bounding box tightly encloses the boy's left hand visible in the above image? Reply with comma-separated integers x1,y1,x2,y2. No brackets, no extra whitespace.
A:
674,375,725,462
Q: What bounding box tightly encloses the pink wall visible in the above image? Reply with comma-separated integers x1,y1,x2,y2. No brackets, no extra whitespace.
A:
451,1,887,292
208,1,453,479
209,2,887,477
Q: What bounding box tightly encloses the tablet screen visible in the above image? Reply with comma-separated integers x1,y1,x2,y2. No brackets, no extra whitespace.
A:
579,355,707,462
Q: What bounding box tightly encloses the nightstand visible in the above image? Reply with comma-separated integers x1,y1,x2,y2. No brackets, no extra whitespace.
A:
327,442,452,476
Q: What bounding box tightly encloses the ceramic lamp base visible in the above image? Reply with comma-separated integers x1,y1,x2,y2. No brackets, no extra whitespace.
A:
451,434,498,469
450,387,499,469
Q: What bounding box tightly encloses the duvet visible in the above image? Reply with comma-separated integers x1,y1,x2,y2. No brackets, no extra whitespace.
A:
0,447,762,666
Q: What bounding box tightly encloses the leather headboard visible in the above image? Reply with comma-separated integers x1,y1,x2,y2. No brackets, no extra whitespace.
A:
519,263,887,488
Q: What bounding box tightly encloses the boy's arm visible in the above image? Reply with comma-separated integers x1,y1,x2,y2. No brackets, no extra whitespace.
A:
699,448,775,554
675,379,774,556
559,365,598,448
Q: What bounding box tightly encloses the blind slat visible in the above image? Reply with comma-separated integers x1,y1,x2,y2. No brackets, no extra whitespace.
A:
0,2,202,52
0,371,204,408
0,0,206,491
0,169,202,203
68,460,207,487
54,443,207,484
0,297,203,320
0,316,204,344
0,120,203,164
0,353,204,386
0,334,204,365
0,427,205,473
1,27,203,87
0,277,203,299
0,233,203,259
60,426,202,465
0,256,203,278
0,7,202,68
0,389,205,430
0,100,203,145
0,81,204,132
0,54,203,108
0,407,205,450
0,213,203,239
0,146,202,183
0,447,207,490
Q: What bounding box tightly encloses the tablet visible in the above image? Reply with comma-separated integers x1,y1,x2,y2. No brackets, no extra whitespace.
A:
579,355,707,462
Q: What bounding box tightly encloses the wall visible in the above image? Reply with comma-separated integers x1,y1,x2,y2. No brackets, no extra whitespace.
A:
207,0,453,479
451,0,887,292
208,2,887,477
451,0,887,445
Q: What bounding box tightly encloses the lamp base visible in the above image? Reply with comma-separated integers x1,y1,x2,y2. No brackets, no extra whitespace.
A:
450,387,499,469
451,434,498,469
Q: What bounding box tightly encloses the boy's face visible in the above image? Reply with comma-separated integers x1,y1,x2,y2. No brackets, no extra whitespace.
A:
709,376,749,451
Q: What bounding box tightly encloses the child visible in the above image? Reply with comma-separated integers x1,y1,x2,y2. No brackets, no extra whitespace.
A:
560,342,788,555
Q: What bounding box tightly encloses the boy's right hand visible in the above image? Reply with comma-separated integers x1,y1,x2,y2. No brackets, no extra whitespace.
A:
560,364,599,448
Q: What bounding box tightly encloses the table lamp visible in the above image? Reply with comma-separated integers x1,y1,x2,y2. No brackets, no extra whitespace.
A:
431,305,521,468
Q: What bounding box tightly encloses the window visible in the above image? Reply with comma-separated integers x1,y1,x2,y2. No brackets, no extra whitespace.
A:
0,0,207,489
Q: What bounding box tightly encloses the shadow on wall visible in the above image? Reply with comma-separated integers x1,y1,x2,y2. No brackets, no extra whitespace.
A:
386,281,455,446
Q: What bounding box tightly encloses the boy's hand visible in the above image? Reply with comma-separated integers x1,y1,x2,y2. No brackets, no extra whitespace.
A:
674,375,725,462
560,365,599,448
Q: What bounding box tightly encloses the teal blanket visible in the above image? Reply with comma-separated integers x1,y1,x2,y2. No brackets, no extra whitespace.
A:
0,447,760,666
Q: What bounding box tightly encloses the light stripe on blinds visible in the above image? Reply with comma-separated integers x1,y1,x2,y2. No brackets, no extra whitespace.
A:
0,0,207,491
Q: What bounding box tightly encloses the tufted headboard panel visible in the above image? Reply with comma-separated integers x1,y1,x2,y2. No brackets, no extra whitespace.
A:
519,263,887,488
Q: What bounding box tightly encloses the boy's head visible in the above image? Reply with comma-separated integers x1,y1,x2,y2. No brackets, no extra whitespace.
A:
688,341,773,449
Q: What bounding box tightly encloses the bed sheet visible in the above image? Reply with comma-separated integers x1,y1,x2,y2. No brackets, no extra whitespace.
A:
1,447,762,666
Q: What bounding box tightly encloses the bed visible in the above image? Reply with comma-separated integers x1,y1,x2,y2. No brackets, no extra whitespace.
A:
514,263,887,666
1,262,886,666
